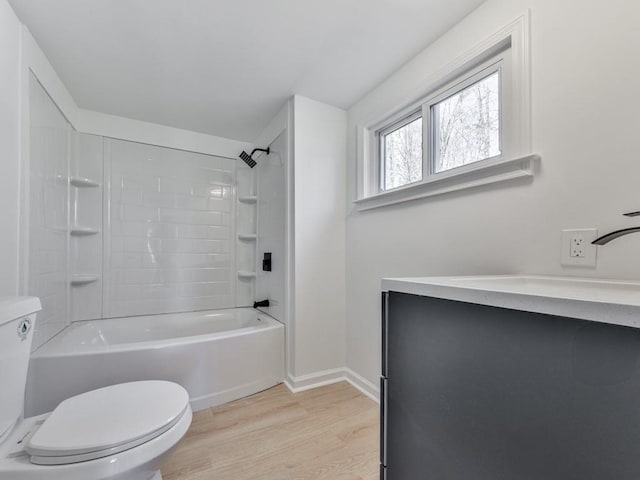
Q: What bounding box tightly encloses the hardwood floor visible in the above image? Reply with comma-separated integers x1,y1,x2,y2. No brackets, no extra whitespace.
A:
162,382,380,480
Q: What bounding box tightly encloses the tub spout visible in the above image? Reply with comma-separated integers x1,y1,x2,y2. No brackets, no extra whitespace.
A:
253,299,270,308
592,227,640,245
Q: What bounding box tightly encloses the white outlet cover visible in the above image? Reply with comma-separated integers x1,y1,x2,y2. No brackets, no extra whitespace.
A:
561,229,598,267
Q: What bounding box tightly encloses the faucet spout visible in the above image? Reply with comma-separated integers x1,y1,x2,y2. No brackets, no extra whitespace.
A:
592,227,640,245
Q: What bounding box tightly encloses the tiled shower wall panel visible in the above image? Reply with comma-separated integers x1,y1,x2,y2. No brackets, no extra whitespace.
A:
28,74,70,349
103,139,236,318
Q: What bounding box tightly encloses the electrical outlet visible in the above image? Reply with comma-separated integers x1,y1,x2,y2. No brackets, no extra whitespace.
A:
561,229,598,267
570,236,586,257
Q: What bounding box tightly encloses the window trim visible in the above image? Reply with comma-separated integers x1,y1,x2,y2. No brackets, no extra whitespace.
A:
355,11,536,210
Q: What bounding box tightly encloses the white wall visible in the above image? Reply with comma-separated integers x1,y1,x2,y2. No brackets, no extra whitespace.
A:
346,0,640,388
0,0,21,296
292,95,347,379
78,109,251,160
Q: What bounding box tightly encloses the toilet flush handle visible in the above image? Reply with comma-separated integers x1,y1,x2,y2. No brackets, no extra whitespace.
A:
17,317,32,341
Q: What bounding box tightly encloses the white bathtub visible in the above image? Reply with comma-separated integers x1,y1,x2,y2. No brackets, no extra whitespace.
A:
25,308,284,416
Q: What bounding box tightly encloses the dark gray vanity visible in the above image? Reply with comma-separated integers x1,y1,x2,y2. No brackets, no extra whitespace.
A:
380,275,640,480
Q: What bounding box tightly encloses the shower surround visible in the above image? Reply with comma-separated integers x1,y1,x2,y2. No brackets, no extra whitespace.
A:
103,138,236,318
27,74,259,349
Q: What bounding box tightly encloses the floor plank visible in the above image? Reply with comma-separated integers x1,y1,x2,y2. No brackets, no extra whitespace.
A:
162,382,379,480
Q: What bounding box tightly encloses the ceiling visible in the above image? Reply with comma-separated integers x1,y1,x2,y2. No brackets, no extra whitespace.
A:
9,0,485,142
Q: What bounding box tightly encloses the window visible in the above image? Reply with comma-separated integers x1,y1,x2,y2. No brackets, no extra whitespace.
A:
430,70,501,174
377,57,506,193
380,113,422,191
355,14,535,210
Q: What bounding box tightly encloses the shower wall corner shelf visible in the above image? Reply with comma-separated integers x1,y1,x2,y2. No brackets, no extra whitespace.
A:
70,275,100,286
70,227,99,236
70,176,101,188
238,195,257,204
237,271,257,279
238,234,257,241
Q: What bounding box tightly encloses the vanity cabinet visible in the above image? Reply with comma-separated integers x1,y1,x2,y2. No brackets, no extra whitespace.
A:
380,289,640,480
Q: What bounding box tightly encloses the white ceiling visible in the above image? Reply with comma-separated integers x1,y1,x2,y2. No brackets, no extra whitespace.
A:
9,0,484,142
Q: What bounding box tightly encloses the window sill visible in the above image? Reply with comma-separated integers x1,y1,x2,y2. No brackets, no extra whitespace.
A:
353,153,540,211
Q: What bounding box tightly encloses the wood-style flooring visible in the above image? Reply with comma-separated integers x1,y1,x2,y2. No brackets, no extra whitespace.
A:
162,382,379,480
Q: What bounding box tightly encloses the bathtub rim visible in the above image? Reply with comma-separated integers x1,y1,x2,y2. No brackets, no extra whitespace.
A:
31,308,283,359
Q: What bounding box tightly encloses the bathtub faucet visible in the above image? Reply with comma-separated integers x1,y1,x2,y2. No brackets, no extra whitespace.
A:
253,299,270,308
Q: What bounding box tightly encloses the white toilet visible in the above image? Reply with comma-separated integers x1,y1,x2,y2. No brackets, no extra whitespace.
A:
0,297,193,480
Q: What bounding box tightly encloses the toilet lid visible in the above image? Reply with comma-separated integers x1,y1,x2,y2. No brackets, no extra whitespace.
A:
26,381,189,464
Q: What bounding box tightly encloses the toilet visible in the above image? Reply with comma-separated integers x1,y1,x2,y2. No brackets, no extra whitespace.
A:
0,297,192,480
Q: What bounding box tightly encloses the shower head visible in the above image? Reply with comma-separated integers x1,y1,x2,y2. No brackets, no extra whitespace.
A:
238,147,270,168
239,150,257,168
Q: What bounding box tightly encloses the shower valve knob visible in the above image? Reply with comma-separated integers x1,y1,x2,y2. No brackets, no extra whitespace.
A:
262,252,272,272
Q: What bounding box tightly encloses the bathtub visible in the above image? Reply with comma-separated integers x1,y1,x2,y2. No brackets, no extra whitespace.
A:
25,308,284,416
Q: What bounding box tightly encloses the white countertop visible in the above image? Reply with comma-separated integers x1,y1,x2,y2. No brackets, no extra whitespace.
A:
382,275,640,329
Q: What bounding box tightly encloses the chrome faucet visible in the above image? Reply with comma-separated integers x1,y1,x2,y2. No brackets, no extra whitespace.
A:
592,211,640,245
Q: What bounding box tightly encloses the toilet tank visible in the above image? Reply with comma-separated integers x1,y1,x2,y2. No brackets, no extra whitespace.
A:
0,297,41,441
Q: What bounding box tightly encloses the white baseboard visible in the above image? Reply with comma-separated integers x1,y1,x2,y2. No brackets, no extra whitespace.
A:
284,367,380,403
344,368,380,403
284,367,346,393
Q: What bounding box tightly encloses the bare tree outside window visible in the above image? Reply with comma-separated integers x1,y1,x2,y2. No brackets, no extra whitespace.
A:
433,71,501,173
382,117,422,190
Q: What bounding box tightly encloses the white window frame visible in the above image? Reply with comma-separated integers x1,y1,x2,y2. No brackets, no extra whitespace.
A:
355,12,538,210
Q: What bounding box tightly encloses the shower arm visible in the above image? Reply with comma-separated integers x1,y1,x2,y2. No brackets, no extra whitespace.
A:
250,148,270,156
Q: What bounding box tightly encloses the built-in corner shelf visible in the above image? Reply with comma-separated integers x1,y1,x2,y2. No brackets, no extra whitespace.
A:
70,274,100,286
238,195,257,204
70,227,99,236
70,176,101,188
237,271,257,279
238,233,257,241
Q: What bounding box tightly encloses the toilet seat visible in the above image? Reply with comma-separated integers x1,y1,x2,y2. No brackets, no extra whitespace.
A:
25,381,189,466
